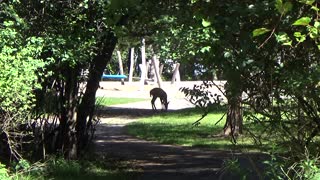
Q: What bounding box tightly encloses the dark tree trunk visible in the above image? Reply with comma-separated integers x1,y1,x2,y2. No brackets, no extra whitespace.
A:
223,77,243,140
76,32,117,155
56,66,79,159
224,94,243,136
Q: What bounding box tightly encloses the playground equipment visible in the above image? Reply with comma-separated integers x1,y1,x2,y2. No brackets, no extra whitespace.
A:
101,50,126,84
101,39,180,88
101,74,127,79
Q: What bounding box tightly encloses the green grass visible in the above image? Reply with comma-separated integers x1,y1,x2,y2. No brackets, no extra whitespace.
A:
45,156,138,180
11,155,139,180
126,108,270,152
96,97,147,106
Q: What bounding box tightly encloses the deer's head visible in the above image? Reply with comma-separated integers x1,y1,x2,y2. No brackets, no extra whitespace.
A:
162,101,169,111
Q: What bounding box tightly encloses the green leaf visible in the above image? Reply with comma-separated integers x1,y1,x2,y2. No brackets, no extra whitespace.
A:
200,46,211,53
201,19,211,27
282,41,292,46
275,0,283,14
252,28,271,37
294,32,306,42
294,32,302,37
275,32,292,46
311,6,319,11
298,0,315,5
275,0,292,14
283,2,293,13
292,17,312,26
308,26,318,39
314,21,320,28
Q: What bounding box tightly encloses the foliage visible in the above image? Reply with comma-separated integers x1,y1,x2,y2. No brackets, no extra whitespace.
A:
147,1,320,178
283,148,320,180
0,19,45,116
0,162,9,180
263,148,320,180
219,157,249,180
0,4,47,161
250,0,320,178
0,156,137,180
254,0,320,49
44,156,137,180
2,0,133,159
0,0,319,178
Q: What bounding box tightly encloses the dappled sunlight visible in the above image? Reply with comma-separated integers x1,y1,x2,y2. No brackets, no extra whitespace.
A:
93,107,270,179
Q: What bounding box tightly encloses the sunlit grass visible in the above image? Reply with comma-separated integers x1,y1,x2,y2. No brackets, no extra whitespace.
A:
46,159,136,180
96,97,147,106
126,108,271,152
18,155,139,180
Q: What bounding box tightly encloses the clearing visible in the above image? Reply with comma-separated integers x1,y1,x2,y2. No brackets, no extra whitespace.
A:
93,81,267,180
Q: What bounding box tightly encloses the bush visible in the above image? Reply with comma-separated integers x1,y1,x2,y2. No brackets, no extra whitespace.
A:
0,5,47,161
0,162,9,180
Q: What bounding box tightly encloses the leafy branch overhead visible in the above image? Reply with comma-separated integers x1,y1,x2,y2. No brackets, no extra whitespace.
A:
253,0,320,49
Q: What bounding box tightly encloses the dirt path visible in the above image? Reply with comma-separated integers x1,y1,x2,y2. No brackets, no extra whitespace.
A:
93,82,267,180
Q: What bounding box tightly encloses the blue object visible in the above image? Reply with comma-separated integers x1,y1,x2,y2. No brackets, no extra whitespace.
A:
102,74,127,79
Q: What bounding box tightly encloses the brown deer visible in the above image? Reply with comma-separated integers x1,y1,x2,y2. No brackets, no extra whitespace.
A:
150,88,169,111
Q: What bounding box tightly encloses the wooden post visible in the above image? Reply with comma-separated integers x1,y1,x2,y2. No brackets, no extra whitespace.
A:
152,55,162,88
159,63,164,76
116,50,125,85
171,63,180,84
128,48,135,83
140,38,146,90
150,60,156,83
146,60,150,82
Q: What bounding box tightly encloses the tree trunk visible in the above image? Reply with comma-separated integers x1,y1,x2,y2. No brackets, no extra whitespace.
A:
76,32,117,155
224,94,243,136
56,66,79,159
223,78,243,140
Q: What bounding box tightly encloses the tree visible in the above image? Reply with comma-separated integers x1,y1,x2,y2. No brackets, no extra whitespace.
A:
150,1,275,138
252,0,320,155
1,0,129,159
1,0,191,160
0,4,46,161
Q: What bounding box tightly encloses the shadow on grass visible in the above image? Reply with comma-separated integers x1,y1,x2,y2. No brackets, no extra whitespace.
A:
125,122,267,152
97,107,153,118
96,107,205,119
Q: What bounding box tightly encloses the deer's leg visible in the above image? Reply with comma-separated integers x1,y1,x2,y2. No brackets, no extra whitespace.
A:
151,97,157,110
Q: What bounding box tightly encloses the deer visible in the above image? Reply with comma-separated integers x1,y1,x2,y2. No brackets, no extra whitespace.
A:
150,87,169,111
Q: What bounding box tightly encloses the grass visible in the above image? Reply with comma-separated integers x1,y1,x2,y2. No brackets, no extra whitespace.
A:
10,155,139,180
125,107,270,152
96,97,147,106
45,156,138,180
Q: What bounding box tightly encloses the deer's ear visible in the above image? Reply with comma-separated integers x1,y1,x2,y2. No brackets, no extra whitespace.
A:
167,101,170,104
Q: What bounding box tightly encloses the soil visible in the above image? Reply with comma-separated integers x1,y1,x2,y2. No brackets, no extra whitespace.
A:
93,81,268,180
